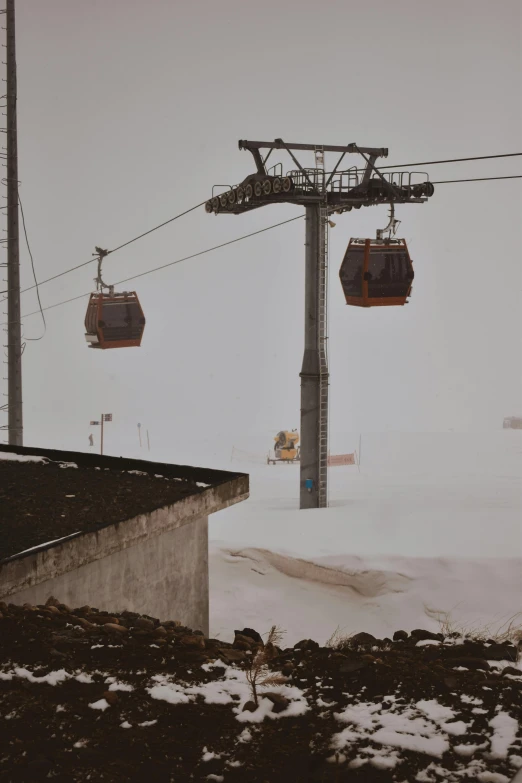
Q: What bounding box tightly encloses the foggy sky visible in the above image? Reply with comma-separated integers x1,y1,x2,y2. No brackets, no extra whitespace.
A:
3,0,521,463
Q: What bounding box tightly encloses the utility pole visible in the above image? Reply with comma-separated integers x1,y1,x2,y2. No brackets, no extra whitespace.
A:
6,0,23,446
205,139,434,509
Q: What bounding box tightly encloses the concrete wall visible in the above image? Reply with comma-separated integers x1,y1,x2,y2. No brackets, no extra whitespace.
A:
5,516,210,635
1,476,249,635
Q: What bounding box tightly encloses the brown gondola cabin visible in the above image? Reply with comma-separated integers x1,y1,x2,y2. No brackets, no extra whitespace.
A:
84,291,145,349
339,238,414,307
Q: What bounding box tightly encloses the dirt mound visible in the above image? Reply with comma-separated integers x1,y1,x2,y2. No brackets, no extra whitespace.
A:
1,600,521,782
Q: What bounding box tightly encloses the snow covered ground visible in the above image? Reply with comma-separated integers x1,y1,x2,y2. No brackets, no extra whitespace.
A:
209,432,522,646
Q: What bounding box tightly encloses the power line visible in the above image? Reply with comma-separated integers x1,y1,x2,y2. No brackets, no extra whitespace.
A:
432,175,522,184
9,169,522,324
0,199,207,303
18,191,46,340
2,157,521,306
358,152,522,172
108,201,206,254
14,213,305,321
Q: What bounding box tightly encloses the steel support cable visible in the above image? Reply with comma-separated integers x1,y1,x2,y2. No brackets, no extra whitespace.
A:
7,214,305,322
0,200,207,302
3,170,521,320
2,153,520,302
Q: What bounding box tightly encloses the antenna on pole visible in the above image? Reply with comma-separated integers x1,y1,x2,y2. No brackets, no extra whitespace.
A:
5,0,23,446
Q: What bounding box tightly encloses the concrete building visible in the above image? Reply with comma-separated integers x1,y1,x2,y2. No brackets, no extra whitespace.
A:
0,444,248,635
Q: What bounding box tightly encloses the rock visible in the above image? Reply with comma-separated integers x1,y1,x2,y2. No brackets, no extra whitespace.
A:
23,754,53,780
446,657,490,671
393,630,409,642
361,654,377,664
121,610,140,621
339,660,367,674
264,642,279,660
206,638,226,649
410,629,443,642
103,691,119,705
263,692,290,713
234,639,252,651
443,676,460,688
502,666,522,677
233,633,253,650
350,632,378,645
486,643,518,662
180,635,206,649
162,620,181,629
57,603,72,613
218,648,246,663
103,623,128,635
72,616,96,630
294,639,320,652
242,700,257,712
49,648,67,659
237,628,264,645
45,605,61,614
154,626,168,638
45,596,61,607
281,663,294,677
89,615,120,626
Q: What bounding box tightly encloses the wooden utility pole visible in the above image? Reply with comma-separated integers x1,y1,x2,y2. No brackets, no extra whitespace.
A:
6,0,23,445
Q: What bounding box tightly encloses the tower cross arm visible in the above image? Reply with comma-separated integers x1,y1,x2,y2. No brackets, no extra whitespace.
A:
238,139,388,158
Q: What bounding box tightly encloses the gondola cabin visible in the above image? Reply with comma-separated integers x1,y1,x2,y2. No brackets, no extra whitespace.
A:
84,291,145,349
339,238,414,307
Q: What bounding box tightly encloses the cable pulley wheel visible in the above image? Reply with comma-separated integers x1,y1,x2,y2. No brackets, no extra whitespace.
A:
245,183,253,199
272,178,282,194
227,190,237,205
254,181,263,197
282,177,292,193
236,187,245,204
205,201,213,213
211,197,220,211
262,179,272,195
219,193,228,208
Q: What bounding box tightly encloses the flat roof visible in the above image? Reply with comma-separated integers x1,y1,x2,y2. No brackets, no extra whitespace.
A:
0,444,248,563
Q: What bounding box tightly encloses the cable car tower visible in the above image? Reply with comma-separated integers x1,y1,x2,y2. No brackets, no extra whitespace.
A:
206,139,434,509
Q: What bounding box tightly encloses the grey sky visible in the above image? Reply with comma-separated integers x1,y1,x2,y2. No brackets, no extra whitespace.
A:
5,0,521,462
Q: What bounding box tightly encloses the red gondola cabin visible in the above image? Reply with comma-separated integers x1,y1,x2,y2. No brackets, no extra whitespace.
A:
339,238,414,307
84,291,145,349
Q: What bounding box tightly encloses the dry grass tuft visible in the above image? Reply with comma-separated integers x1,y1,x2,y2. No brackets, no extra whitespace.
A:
245,625,287,707
425,605,522,648
325,626,354,650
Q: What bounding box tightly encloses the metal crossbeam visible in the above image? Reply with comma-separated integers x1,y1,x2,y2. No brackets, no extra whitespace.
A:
239,139,388,157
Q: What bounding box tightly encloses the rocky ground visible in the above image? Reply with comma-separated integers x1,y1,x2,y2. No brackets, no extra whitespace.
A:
0,599,521,782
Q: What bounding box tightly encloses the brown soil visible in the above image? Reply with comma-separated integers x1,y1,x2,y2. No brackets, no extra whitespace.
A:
0,460,205,562
1,601,521,782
